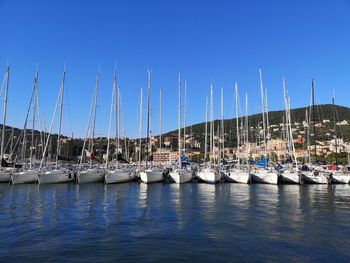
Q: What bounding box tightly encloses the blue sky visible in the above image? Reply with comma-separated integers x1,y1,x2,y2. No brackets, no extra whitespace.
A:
1,0,350,138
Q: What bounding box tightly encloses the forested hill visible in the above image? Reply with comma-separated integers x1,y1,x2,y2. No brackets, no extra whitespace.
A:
163,104,350,138
1,104,349,161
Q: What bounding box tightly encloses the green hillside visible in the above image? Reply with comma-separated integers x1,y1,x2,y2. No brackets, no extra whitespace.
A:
163,104,350,148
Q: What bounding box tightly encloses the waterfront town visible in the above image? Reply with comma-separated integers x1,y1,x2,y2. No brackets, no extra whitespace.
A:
94,116,350,165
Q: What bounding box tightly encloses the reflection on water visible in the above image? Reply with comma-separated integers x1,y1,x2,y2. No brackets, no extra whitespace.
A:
1,183,350,262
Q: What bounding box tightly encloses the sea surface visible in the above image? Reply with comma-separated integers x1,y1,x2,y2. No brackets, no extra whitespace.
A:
1,182,350,262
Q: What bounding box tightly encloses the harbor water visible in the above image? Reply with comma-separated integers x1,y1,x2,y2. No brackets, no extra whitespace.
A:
1,182,350,262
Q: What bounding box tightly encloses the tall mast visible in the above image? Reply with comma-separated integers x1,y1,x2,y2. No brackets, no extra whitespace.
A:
178,74,181,168
210,83,214,163
245,92,249,158
204,96,208,162
221,86,224,162
89,72,99,168
305,109,310,163
216,122,220,164
282,77,289,158
116,86,120,168
36,98,44,158
312,79,317,163
212,86,215,164
183,80,187,152
242,93,246,149
332,95,338,168
265,89,270,159
30,72,38,169
283,77,297,166
146,69,151,167
282,115,287,159
106,66,117,167
113,66,119,168
159,88,162,155
1,67,9,163
259,67,267,155
138,87,143,167
287,96,297,167
55,70,65,169
235,82,240,169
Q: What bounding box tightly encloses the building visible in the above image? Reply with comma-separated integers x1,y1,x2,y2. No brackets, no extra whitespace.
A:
337,120,348,126
295,135,304,144
163,136,176,147
153,149,178,164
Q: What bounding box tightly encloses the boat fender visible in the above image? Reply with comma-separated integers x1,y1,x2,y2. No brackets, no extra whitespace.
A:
74,172,77,179
69,173,72,179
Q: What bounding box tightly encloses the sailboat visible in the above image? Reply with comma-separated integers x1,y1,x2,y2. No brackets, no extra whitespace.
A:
12,71,40,184
139,69,165,183
330,95,350,184
37,70,75,184
224,82,250,183
278,77,301,184
105,66,136,184
77,72,105,183
197,83,221,183
332,170,350,184
251,68,278,184
301,80,329,184
0,67,16,182
169,76,192,183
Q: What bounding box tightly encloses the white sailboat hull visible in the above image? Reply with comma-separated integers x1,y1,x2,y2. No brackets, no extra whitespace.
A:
11,169,38,184
139,169,165,184
331,172,350,184
197,169,221,184
302,171,329,184
105,168,136,184
78,168,105,183
279,170,301,184
251,170,278,185
224,169,250,184
169,169,192,184
0,169,12,183
38,169,75,184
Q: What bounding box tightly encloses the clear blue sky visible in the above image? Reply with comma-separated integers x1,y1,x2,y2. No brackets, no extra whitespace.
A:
1,0,350,138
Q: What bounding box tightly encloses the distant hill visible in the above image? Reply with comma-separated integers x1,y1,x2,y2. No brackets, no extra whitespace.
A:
162,104,350,147
1,104,350,161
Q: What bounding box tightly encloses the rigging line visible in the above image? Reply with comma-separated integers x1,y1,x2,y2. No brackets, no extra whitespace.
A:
94,73,105,139
334,104,344,141
10,87,35,161
36,88,45,153
79,79,98,168
12,131,24,163
119,89,127,155
315,88,325,122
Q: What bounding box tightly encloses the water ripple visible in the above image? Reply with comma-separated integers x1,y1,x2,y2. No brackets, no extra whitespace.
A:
1,183,350,262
